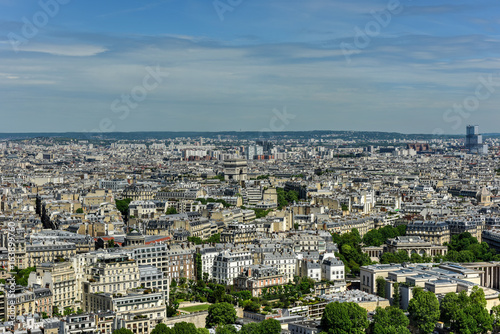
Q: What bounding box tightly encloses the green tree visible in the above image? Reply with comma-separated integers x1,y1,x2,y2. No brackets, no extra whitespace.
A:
392,282,401,308
167,207,178,214
107,239,115,248
243,300,261,313
75,208,84,213
260,318,281,334
491,304,500,333
195,253,202,281
113,329,134,334
440,286,492,334
206,302,237,328
320,301,369,334
115,198,132,216
376,277,386,298
215,325,237,334
197,329,210,334
63,307,74,315
408,288,440,334
370,306,410,334
13,266,36,286
151,323,174,334
240,323,261,334
173,322,198,334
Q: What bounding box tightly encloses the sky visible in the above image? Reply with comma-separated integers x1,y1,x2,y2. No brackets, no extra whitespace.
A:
0,0,499,134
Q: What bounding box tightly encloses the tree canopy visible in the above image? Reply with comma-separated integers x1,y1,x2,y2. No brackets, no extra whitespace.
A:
370,306,410,334
408,288,440,334
332,229,371,275
320,301,369,334
115,198,132,216
151,323,173,334
440,286,492,334
206,302,237,328
443,232,500,262
362,225,407,247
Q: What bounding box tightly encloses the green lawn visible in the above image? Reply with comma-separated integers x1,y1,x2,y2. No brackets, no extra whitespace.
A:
179,304,210,313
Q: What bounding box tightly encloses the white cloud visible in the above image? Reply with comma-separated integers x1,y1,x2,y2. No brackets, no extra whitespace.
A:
16,43,108,57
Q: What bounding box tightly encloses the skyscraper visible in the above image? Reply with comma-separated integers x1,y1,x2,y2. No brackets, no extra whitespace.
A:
465,125,488,155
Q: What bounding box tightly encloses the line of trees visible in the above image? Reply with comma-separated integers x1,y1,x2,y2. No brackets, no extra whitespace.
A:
319,286,497,334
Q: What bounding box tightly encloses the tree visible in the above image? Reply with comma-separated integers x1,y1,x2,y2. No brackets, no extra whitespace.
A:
113,329,134,334
243,300,261,313
173,322,198,334
215,325,237,334
240,323,261,334
407,288,440,334
206,302,237,328
370,306,410,334
167,207,178,214
376,277,386,298
260,318,281,334
320,301,369,334
392,282,401,308
197,329,210,334
152,323,174,334
440,287,492,334
76,208,84,213
107,239,115,248
492,304,500,333
63,307,74,315
115,198,132,216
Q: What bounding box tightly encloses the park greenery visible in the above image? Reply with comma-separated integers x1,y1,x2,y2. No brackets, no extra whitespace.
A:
166,207,178,214
362,225,407,247
206,302,237,328
370,306,410,334
276,188,299,209
331,228,371,275
0,266,37,286
167,276,318,317
408,287,440,334
440,232,500,263
440,286,493,334
148,322,209,334
320,301,369,334
317,286,497,334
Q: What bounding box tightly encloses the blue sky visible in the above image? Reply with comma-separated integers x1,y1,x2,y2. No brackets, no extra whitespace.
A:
1,0,500,134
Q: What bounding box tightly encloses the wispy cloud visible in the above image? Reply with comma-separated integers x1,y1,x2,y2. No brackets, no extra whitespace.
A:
13,43,108,56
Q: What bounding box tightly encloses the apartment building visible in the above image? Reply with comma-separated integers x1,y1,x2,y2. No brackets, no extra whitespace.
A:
82,255,140,310
213,249,253,285
261,250,297,283
321,258,345,282
19,241,77,269
85,290,166,320
4,287,53,318
221,223,257,245
406,221,451,245
59,313,96,334
197,245,220,280
28,261,77,309
234,265,285,297
138,265,169,298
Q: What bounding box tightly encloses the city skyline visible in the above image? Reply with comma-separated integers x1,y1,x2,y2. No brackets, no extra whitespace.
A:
1,0,500,133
